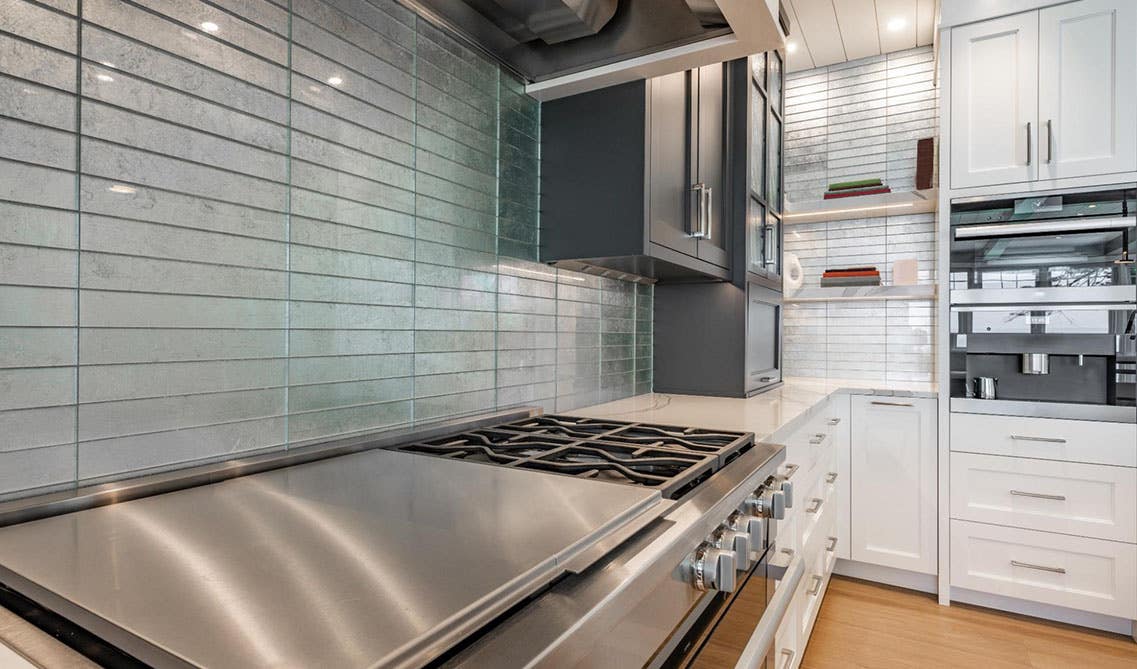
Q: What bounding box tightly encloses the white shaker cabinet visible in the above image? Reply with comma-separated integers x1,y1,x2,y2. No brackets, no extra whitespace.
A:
949,0,1137,189
849,396,938,575
950,12,1038,189
1038,0,1137,180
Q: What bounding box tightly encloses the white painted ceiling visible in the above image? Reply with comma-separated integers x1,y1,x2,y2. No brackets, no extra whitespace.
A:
783,0,937,72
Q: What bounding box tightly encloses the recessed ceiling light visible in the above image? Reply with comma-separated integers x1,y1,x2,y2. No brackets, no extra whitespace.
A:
200,21,219,33
100,61,116,68
326,75,343,86
786,41,798,54
95,73,114,83
108,184,137,194
887,17,907,32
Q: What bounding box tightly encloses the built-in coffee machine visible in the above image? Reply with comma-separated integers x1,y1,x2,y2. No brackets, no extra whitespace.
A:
948,186,1136,422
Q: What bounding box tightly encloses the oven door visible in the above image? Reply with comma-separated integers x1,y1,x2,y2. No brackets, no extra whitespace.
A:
662,546,802,669
949,187,1136,305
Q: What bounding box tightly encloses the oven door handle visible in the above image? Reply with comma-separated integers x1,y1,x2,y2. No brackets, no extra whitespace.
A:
954,216,1135,240
733,556,804,669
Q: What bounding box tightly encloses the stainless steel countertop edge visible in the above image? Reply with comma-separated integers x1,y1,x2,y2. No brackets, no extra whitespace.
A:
0,408,541,529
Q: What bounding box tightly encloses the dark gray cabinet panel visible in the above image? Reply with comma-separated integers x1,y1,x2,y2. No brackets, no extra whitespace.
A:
649,70,697,259
541,65,732,282
696,63,729,268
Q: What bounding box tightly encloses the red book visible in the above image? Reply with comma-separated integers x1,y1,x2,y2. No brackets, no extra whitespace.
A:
823,187,892,199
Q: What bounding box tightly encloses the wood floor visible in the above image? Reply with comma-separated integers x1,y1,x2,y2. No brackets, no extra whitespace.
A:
799,576,1137,669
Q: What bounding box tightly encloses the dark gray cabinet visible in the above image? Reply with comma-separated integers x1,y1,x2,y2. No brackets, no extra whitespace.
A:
653,54,785,398
542,65,731,281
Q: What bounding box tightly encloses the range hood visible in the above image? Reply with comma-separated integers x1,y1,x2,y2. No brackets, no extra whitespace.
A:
402,0,786,100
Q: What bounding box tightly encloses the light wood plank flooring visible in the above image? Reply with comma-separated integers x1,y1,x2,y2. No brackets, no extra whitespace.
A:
800,576,1137,668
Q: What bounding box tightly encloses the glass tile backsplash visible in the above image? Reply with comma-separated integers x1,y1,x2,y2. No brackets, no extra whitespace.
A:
0,0,652,499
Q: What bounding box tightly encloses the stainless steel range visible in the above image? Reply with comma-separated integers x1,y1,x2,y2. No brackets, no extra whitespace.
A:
0,409,791,668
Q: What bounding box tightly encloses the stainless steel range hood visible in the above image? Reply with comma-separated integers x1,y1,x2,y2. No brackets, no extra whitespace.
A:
402,0,786,100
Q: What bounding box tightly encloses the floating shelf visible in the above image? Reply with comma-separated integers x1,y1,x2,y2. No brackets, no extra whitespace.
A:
783,188,938,225
784,284,937,303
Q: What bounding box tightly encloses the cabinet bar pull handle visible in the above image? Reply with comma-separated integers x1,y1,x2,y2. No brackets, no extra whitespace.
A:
809,433,826,445
870,401,913,407
1011,560,1066,574
807,574,824,596
1009,434,1067,444
806,497,823,514
1026,121,1032,165
1010,490,1066,501
1046,119,1053,163
784,463,800,479
780,648,795,669
826,536,838,552
827,417,841,426
688,183,705,237
825,472,837,484
702,185,713,240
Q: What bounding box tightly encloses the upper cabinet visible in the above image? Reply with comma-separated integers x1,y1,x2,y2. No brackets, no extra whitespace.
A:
541,64,731,281
1038,0,1137,180
949,0,1136,190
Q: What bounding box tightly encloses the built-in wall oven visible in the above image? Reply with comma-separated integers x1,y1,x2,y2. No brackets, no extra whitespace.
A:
948,186,1137,422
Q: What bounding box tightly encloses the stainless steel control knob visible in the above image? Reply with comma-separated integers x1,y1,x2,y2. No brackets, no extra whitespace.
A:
727,512,766,555
714,527,752,571
691,543,736,593
743,489,786,520
778,479,794,509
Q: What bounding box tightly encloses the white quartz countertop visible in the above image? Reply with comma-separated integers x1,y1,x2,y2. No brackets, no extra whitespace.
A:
576,377,937,440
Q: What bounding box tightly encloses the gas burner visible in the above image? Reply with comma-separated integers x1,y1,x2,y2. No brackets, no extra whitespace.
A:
504,415,627,439
390,415,754,500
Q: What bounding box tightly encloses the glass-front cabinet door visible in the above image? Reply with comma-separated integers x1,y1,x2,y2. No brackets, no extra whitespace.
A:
747,49,784,288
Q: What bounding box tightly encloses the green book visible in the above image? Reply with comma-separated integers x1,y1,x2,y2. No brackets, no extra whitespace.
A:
828,178,883,191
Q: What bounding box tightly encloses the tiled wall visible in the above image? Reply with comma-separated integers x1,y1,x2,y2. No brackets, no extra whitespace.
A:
781,46,937,384
0,0,652,499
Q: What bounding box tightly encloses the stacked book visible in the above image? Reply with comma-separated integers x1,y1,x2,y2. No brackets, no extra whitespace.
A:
820,267,881,287
823,178,891,199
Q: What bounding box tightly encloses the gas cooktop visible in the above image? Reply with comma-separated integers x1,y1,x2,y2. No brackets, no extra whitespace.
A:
391,414,754,500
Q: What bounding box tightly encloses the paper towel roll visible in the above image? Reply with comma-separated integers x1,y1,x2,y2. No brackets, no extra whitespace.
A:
784,252,804,291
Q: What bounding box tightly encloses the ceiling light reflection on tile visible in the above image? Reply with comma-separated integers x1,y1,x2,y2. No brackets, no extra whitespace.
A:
95,73,114,83
326,76,344,86
108,184,137,194
887,17,907,32
200,21,220,33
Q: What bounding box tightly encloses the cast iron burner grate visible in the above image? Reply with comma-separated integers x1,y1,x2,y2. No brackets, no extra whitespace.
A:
390,414,753,500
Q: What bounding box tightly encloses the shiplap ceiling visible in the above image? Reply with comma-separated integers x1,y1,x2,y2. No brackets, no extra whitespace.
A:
784,0,937,71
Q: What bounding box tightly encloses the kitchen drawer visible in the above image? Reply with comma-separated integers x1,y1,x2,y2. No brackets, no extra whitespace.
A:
951,453,1137,542
772,593,799,669
951,519,1137,619
951,413,1136,467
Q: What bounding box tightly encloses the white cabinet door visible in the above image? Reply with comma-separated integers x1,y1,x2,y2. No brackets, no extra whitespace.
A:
950,12,1039,188
1038,0,1137,179
850,396,938,574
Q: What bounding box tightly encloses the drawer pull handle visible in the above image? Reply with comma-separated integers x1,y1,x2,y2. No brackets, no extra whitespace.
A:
827,417,841,426
809,433,827,445
807,574,824,596
784,463,800,479
826,536,838,552
780,547,795,560
825,471,838,484
1010,435,1068,444
870,401,913,407
806,497,823,514
780,648,795,669
1010,490,1066,501
1011,560,1066,575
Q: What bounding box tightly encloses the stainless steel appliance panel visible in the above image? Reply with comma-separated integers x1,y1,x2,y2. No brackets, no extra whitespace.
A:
0,449,662,669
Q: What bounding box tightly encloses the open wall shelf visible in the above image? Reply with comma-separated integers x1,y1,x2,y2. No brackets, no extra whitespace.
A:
783,188,938,225
784,284,937,303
